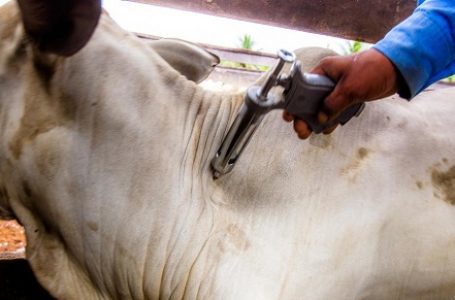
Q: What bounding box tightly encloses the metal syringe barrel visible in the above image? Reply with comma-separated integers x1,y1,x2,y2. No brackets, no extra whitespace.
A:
211,50,295,179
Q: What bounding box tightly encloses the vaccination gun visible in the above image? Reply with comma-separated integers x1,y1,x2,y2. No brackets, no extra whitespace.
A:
211,49,365,179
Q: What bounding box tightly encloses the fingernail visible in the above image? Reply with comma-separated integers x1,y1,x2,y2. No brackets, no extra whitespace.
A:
318,112,328,123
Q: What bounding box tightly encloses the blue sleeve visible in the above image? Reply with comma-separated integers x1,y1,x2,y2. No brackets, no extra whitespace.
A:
373,0,455,99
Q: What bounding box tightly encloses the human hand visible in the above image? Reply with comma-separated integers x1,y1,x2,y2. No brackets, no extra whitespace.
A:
283,48,399,139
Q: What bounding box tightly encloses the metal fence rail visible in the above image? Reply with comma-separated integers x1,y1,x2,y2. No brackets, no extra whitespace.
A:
127,0,415,43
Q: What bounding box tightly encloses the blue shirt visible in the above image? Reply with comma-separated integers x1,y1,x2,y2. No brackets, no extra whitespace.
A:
373,0,455,99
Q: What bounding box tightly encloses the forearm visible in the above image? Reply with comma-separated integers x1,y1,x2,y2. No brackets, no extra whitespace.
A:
373,0,455,99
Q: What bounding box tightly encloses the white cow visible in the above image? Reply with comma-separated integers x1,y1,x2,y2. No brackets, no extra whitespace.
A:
1,1,455,299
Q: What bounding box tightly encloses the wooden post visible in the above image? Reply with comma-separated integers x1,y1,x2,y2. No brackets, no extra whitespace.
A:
124,0,415,43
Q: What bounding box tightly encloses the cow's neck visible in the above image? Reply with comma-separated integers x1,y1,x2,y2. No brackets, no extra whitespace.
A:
164,71,245,184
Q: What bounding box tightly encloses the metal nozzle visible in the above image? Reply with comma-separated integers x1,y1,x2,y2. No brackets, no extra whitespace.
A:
257,49,296,101
210,49,295,179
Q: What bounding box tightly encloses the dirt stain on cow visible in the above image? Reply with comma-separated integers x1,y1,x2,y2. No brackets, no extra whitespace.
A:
431,166,455,205
217,224,250,253
416,181,423,190
309,134,332,149
340,147,370,182
9,59,75,159
87,222,99,232
357,147,369,159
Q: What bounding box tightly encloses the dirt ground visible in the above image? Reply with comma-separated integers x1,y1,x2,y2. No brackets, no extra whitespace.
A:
0,220,26,255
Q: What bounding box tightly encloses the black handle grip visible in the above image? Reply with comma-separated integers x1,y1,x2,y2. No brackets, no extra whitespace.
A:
284,70,364,134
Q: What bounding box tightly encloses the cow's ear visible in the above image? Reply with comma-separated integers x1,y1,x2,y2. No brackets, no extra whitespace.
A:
17,0,101,56
148,39,220,83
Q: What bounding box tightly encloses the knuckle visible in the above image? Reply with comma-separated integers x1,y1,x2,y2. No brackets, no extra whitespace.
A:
320,56,336,65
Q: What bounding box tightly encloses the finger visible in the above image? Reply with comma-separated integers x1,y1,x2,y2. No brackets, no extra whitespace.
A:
322,90,354,122
294,119,312,139
282,111,294,122
323,123,338,135
317,111,329,124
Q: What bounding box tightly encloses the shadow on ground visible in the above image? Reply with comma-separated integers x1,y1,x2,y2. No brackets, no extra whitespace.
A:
0,259,54,300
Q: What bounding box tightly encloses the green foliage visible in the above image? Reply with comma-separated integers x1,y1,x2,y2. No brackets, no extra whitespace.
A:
228,34,269,71
219,60,269,71
239,34,255,50
349,41,362,53
331,40,369,55
442,74,455,84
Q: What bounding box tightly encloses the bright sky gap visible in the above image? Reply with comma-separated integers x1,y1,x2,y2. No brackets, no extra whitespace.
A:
102,0,365,54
